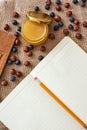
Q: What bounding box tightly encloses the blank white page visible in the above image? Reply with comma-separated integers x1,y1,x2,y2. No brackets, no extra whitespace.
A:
31,36,87,124
0,74,83,130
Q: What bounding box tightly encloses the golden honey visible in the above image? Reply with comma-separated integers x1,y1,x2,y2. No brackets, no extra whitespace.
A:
21,11,53,46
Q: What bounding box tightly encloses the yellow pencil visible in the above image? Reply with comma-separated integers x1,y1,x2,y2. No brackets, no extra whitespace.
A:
34,77,87,129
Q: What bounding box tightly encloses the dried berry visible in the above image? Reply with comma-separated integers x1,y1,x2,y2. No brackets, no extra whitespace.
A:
12,20,18,25
54,25,59,31
23,46,29,52
75,33,82,39
7,60,13,65
17,26,21,32
12,47,17,53
34,6,40,11
14,39,20,46
66,11,72,17
9,68,16,75
15,60,21,65
27,51,33,57
13,12,19,18
24,61,30,66
14,32,19,37
38,55,44,61
55,5,61,11
50,12,55,18
10,75,16,81
73,25,79,31
16,71,22,77
64,3,70,8
54,15,61,22
58,21,64,27
45,4,50,10
45,0,51,5
40,46,46,52
74,19,79,25
4,24,9,31
1,79,8,86
49,33,55,40
69,17,75,22
72,0,78,4
82,21,87,27
68,24,73,30
63,29,69,35
10,55,17,62
28,45,34,50
56,0,61,5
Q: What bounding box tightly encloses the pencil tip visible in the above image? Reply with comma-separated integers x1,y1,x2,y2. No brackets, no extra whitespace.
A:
84,125,87,129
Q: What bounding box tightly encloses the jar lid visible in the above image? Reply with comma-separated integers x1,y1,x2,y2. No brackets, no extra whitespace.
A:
26,11,53,24
21,20,49,46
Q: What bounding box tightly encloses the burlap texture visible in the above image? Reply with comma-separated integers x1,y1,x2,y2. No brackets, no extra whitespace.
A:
0,0,87,129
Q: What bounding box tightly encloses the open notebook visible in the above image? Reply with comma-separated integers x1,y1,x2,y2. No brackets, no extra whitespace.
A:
0,37,87,130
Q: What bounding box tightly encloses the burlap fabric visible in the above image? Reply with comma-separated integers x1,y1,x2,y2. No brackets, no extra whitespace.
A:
0,0,87,129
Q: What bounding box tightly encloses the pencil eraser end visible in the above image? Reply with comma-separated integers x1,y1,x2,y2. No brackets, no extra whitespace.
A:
84,125,87,129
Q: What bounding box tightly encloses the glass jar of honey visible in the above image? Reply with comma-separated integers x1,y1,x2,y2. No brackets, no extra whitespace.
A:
21,11,53,46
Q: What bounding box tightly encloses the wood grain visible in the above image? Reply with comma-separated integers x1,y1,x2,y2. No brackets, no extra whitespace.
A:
0,30,16,76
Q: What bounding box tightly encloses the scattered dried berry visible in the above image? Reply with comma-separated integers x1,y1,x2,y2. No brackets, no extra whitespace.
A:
4,24,9,31
75,33,82,39
69,17,75,22
27,51,33,57
10,75,16,81
82,21,87,27
50,12,55,18
15,59,21,65
17,26,21,32
49,33,55,40
16,71,22,77
54,15,61,22
1,79,8,86
14,39,20,46
45,4,50,10
10,55,17,62
55,5,61,11
64,3,70,8
74,19,79,25
68,24,73,30
81,2,86,7
66,11,72,17
24,61,30,66
73,25,79,31
7,59,13,65
9,68,16,75
40,46,46,52
34,6,40,11
12,47,17,53
28,45,34,50
63,29,69,35
38,55,44,61
54,25,59,31
23,46,29,52
13,12,19,18
56,0,61,5
45,0,51,5
14,32,19,37
12,20,18,25
58,21,64,27
72,0,78,4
